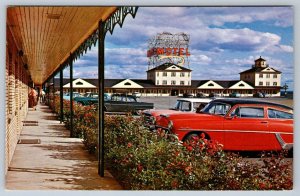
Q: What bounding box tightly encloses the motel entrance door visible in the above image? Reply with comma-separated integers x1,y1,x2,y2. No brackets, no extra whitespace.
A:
171,89,179,96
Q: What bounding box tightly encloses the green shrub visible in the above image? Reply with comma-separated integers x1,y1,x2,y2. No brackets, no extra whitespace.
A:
49,101,293,190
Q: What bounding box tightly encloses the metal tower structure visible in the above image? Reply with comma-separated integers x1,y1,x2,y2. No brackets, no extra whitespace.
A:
147,32,190,70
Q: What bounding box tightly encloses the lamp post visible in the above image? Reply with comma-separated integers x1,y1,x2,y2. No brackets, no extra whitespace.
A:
283,83,288,96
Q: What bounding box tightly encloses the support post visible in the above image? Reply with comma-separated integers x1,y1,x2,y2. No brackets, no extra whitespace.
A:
98,20,105,177
70,55,74,137
53,76,55,112
60,69,64,123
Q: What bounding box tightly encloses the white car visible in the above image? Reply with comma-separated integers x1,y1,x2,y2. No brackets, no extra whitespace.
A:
143,98,212,130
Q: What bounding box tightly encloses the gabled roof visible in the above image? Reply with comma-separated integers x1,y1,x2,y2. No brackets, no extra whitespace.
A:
214,80,241,88
147,63,192,72
239,67,281,74
191,80,210,88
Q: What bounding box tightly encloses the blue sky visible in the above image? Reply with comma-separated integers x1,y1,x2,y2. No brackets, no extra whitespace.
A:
64,7,294,90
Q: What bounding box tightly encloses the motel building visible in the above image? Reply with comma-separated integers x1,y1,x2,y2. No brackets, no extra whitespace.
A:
56,57,282,97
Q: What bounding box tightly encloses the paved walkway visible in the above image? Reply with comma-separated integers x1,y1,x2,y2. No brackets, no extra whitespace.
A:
5,103,122,190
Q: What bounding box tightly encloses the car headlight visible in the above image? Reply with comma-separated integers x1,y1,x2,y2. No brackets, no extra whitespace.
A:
168,120,173,130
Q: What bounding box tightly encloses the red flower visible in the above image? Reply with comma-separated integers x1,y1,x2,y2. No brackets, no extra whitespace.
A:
127,142,133,148
171,180,179,188
200,133,206,139
192,135,199,141
187,146,193,152
137,164,143,172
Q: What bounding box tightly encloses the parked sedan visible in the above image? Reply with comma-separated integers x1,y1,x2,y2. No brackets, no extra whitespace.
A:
105,94,153,113
155,99,293,151
143,98,211,130
75,93,154,114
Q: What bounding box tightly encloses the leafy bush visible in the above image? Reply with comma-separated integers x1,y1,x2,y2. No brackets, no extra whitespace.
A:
48,99,293,190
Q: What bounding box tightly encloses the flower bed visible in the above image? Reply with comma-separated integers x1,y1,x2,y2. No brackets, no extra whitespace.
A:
50,98,293,190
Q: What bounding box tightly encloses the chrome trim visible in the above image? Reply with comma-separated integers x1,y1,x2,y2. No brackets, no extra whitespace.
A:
178,128,293,135
275,133,293,150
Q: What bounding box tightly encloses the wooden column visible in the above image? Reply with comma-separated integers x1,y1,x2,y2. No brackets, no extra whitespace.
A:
60,68,64,123
70,55,74,137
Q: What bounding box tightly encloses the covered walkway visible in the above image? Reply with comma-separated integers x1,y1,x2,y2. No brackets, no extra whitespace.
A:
5,103,122,190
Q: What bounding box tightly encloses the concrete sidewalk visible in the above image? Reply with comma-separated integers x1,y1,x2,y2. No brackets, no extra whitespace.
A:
5,103,122,190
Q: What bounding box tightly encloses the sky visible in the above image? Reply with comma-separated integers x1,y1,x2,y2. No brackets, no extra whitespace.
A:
64,7,294,90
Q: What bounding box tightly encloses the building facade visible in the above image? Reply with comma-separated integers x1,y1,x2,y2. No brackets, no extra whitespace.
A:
240,57,281,96
147,63,192,86
55,57,282,97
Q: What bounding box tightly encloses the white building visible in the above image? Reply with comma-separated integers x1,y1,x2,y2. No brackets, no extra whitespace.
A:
240,57,281,96
55,57,282,97
147,63,192,86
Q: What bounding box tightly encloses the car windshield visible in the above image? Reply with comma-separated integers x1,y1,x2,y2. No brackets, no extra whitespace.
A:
201,102,231,116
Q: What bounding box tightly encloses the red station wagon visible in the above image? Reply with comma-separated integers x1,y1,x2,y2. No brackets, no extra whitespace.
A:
155,99,293,151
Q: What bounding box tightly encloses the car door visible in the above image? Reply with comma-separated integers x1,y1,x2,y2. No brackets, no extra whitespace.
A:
267,108,293,150
223,105,269,151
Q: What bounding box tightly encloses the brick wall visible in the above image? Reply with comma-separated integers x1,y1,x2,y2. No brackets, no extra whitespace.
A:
5,27,29,174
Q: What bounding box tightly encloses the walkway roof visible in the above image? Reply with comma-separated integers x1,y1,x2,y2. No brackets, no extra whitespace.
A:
7,6,117,85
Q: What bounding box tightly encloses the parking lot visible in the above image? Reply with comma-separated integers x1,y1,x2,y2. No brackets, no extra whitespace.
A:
139,96,293,110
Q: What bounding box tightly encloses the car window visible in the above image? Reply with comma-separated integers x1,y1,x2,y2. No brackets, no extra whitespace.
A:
239,107,264,118
268,109,293,119
111,95,122,101
127,97,136,102
181,101,191,111
203,102,230,116
230,107,240,117
173,101,181,110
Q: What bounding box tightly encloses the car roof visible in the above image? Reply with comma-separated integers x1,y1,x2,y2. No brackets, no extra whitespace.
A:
177,98,212,103
211,98,292,110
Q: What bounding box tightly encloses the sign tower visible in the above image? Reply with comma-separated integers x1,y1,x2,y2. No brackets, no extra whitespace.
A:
147,32,190,70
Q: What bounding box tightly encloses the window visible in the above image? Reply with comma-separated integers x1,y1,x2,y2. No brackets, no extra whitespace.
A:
180,72,185,77
268,109,293,119
171,72,176,77
259,82,263,86
162,80,167,85
266,74,270,78
273,82,277,86
76,81,83,85
157,72,159,76
273,74,277,78
163,72,167,76
126,97,136,102
202,102,231,116
181,101,191,111
239,107,264,118
124,82,131,86
180,81,185,85
208,83,214,87
239,83,245,87
259,73,263,78
157,80,159,85
266,82,270,86
171,80,176,85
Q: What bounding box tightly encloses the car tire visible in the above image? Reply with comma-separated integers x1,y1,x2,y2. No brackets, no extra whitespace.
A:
183,132,209,143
